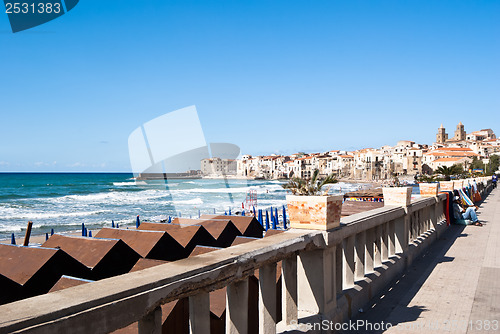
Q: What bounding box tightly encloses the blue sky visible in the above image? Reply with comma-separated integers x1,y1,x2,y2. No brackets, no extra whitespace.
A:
0,0,499,172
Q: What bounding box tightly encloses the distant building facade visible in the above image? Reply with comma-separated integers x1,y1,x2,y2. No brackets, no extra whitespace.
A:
205,122,497,180
201,158,237,176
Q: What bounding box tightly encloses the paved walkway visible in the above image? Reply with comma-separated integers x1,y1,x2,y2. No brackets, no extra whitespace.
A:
350,188,500,333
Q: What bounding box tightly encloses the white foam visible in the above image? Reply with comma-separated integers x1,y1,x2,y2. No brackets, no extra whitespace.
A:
54,189,170,204
0,208,110,220
113,182,137,186
174,198,204,205
177,187,253,194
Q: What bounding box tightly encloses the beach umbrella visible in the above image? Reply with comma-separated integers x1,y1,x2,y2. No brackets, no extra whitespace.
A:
179,212,182,217
275,207,279,226
136,215,140,228
253,206,256,217
272,214,277,230
241,210,245,216
213,208,216,214
111,220,115,228
83,227,87,237
11,233,15,245
258,209,263,226
81,223,85,236
229,208,232,216
45,233,49,241
225,211,227,215
265,210,270,231
116,223,119,228
282,206,287,229
270,207,274,222
88,230,92,237
198,210,201,218
168,216,172,223
50,228,54,236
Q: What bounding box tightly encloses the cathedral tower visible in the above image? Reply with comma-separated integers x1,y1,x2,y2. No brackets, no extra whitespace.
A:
453,122,466,141
436,124,448,144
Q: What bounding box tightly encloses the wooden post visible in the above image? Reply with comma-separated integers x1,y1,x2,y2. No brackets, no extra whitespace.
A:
23,221,33,246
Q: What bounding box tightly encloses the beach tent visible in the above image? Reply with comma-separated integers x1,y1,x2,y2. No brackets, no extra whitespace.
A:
188,246,222,257
42,234,141,280
0,273,23,305
201,215,264,238
170,218,242,248
94,228,188,261
138,223,218,255
231,236,259,246
129,258,168,273
0,244,89,302
48,275,94,293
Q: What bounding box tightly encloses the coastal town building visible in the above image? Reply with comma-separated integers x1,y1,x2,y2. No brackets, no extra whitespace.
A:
201,158,237,176
205,122,497,180
466,129,496,141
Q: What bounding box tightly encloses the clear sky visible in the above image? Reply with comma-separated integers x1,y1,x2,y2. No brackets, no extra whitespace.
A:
0,0,499,172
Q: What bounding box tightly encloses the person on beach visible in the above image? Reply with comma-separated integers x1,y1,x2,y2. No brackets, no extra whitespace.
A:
452,196,482,226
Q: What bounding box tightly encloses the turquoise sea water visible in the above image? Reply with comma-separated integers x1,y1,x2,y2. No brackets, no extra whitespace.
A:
0,173,367,239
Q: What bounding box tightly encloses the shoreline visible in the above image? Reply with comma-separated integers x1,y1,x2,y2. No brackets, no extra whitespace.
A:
0,177,382,243
0,229,82,246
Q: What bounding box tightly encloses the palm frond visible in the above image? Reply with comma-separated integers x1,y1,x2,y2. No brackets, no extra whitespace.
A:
282,169,338,196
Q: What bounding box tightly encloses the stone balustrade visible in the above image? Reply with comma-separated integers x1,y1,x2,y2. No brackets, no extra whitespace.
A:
0,179,494,334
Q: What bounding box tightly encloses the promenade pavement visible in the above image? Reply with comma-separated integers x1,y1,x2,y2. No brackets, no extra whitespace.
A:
350,187,500,333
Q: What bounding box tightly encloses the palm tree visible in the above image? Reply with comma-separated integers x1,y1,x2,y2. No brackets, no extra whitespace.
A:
282,169,338,195
434,165,462,181
417,174,437,183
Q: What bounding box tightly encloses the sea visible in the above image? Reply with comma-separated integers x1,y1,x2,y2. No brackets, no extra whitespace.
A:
0,173,370,239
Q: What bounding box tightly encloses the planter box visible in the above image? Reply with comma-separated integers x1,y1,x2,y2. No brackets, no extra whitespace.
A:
439,181,454,192
287,195,343,231
419,183,439,197
382,187,413,206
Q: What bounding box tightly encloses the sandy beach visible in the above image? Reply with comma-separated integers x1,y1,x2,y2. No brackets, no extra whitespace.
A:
0,229,83,246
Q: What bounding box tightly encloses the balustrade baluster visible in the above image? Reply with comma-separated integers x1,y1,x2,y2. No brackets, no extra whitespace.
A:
282,256,298,325
354,231,366,281
138,306,162,334
365,228,375,274
259,263,277,334
388,220,396,257
343,235,355,289
189,292,210,334
226,278,249,334
381,223,389,262
374,226,382,267
298,248,336,318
